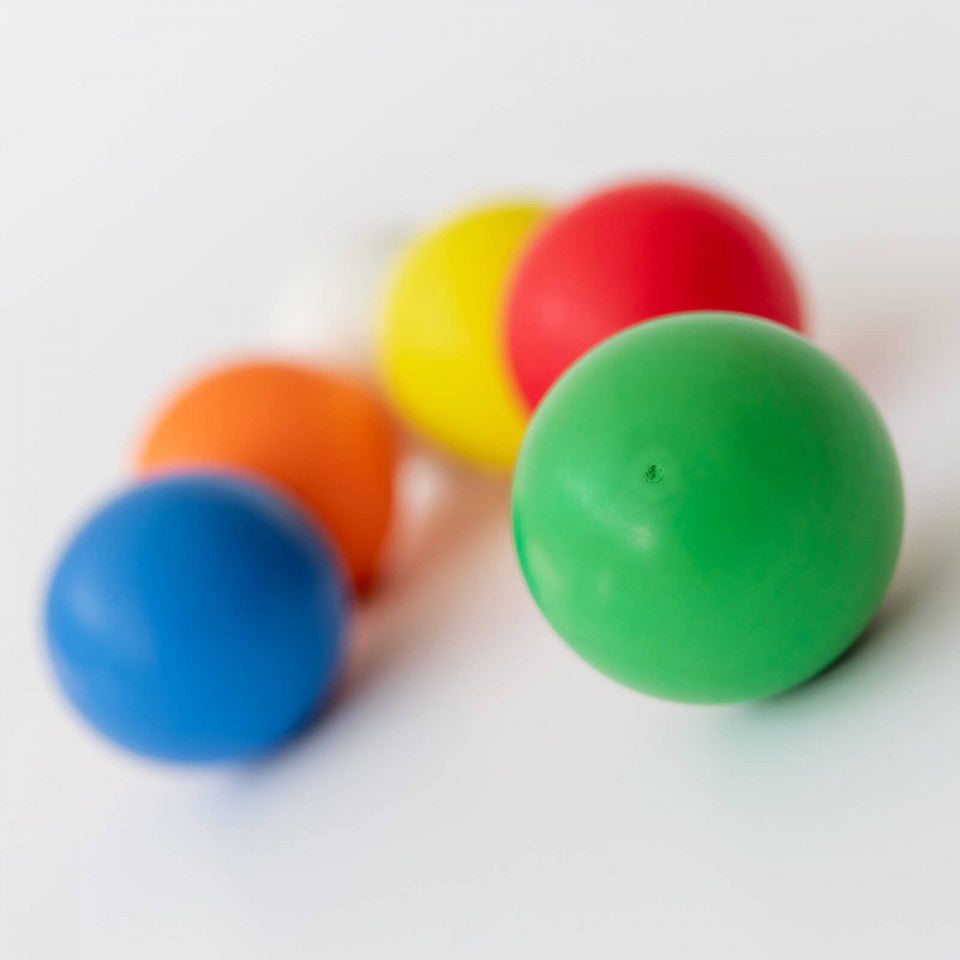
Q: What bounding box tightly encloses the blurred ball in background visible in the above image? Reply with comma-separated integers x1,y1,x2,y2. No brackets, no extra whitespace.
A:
137,360,396,593
45,473,347,762
506,180,804,408
265,225,410,377
379,200,550,470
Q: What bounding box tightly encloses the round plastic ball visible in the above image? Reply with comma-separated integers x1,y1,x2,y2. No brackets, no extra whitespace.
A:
45,472,347,761
137,360,395,593
512,312,903,703
506,181,804,408
266,225,408,376
379,201,550,469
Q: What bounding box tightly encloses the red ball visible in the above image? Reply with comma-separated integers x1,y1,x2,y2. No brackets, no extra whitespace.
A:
505,181,804,408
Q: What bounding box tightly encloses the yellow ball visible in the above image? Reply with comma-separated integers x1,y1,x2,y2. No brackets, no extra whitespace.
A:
379,201,550,469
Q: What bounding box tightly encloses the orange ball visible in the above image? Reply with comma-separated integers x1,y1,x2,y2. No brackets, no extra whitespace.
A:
136,360,396,593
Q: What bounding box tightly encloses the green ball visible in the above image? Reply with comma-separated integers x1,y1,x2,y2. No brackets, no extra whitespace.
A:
512,312,903,703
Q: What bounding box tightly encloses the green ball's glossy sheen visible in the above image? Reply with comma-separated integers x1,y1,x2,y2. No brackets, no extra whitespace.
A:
512,312,903,703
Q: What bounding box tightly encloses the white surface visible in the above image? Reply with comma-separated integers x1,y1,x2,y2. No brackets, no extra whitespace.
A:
3,2,960,956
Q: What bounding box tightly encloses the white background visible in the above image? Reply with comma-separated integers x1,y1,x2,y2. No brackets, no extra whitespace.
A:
3,1,960,956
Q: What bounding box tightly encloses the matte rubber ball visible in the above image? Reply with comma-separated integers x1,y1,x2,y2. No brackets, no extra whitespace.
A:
379,201,550,469
136,361,395,594
45,473,347,761
512,312,903,703
506,181,804,409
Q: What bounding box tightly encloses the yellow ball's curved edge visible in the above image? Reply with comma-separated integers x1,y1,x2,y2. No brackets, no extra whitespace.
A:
376,198,552,472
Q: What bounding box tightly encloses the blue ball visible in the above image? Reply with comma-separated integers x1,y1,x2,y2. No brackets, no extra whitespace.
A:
45,472,348,762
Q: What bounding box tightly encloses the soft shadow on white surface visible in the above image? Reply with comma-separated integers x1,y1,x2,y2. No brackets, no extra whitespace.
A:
230,454,515,777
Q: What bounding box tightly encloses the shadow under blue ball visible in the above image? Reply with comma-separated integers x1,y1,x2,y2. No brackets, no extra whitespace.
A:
45,472,347,762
